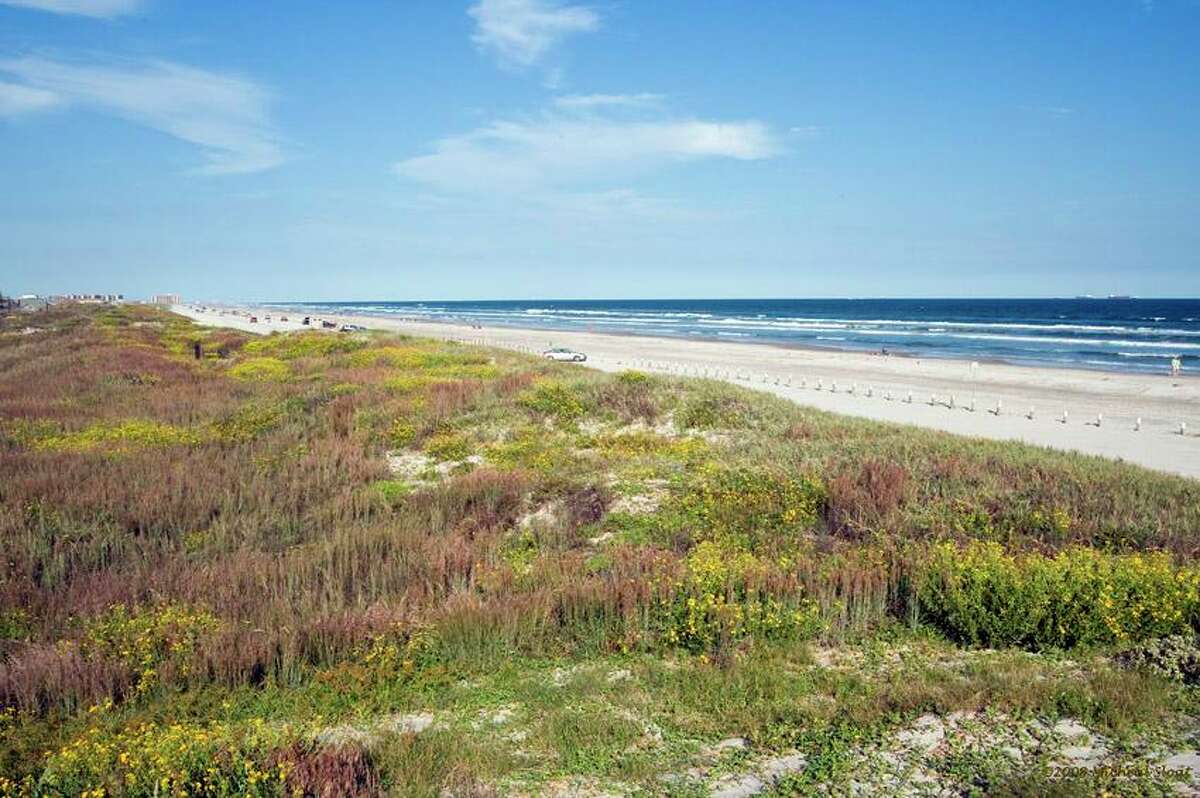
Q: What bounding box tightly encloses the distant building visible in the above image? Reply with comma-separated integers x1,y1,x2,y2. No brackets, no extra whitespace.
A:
51,293,127,305
151,294,182,306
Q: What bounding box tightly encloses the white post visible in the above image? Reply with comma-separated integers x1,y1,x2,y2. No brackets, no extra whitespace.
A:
1096,412,1103,427
1062,410,1069,424
906,390,913,404
831,380,838,393
1135,417,1141,431
1181,422,1188,436
949,394,956,409
995,399,1002,416
1028,407,1034,420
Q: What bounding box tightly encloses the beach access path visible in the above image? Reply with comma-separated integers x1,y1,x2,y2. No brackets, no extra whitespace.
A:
175,305,1200,480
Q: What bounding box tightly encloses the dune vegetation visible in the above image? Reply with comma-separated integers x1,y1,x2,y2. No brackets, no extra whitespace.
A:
2,303,1200,796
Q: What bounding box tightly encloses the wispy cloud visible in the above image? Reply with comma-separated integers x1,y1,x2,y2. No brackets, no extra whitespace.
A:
393,102,780,214
553,92,664,110
468,0,599,69
0,0,143,17
0,80,61,115
0,56,285,174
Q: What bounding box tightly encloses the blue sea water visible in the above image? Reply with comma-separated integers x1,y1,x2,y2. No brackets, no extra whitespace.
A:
267,298,1200,375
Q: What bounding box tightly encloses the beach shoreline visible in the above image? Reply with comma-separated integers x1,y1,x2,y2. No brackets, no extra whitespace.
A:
175,304,1200,480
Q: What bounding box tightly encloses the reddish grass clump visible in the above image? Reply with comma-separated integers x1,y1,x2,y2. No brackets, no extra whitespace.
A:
0,643,130,715
272,741,382,798
826,459,910,536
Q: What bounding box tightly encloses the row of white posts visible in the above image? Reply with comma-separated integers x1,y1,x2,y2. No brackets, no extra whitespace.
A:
442,338,1191,438
614,358,1190,436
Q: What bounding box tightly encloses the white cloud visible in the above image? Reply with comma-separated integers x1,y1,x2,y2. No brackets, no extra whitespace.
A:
0,80,61,115
0,0,143,17
394,106,780,200
468,0,599,69
553,92,664,110
0,57,285,174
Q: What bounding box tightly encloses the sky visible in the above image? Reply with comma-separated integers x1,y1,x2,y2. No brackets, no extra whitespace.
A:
1,1,1198,301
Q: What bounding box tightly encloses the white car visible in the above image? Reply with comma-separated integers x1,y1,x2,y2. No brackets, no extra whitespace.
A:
543,347,587,362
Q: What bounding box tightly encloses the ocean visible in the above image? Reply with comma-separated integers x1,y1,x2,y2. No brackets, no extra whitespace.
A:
266,298,1200,375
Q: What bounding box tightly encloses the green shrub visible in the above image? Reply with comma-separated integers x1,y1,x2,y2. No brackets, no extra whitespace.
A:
383,374,434,394
36,718,291,798
486,429,580,474
518,380,588,421
590,431,708,462
350,345,489,372
424,432,472,462
655,541,822,654
228,356,291,382
243,331,367,360
670,464,826,549
0,608,30,641
20,420,202,452
417,350,491,370
918,542,1200,649
349,345,425,369
676,393,751,430
210,400,294,442
389,418,417,447
369,479,412,505
616,370,650,385
83,603,222,694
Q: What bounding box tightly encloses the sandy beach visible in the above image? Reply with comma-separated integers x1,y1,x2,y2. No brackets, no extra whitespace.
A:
175,305,1200,480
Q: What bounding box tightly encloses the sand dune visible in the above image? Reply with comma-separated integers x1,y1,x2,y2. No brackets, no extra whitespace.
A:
176,305,1200,480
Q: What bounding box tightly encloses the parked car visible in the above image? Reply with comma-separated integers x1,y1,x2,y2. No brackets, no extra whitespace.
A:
339,323,367,332
302,316,311,326
542,347,587,362
321,320,337,329
249,316,258,323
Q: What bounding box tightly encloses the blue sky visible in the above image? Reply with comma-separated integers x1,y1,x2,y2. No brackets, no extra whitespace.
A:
1,0,1197,300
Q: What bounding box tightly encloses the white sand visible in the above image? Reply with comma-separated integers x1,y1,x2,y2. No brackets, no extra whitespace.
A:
176,305,1200,480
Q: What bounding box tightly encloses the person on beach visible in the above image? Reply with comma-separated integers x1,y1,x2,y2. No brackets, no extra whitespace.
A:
1171,357,1182,377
